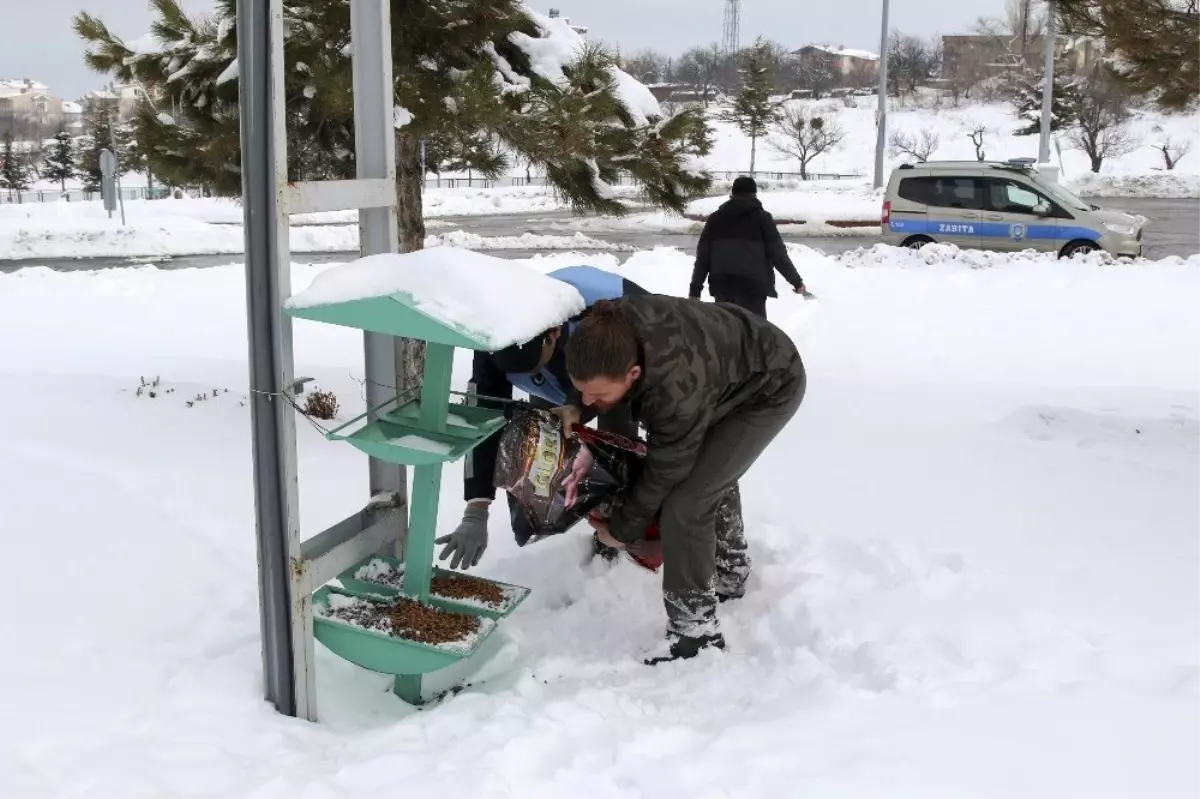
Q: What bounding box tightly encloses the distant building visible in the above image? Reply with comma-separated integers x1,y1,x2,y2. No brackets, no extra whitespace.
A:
547,8,587,37
0,78,65,136
82,83,151,123
941,34,1099,82
791,45,879,86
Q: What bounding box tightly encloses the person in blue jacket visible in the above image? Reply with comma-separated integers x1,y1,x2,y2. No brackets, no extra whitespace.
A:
435,265,648,570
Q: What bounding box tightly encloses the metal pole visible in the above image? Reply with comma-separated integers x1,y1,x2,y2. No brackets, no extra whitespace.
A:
237,0,296,718
873,0,890,189
1038,0,1057,164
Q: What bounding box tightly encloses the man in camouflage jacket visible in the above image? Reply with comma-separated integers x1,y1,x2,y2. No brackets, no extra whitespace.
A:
564,294,806,664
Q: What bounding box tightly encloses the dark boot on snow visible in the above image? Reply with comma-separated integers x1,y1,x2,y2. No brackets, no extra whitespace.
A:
592,531,620,562
644,633,726,666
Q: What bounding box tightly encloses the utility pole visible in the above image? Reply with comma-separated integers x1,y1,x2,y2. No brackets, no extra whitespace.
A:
873,0,890,189
1038,0,1057,167
107,106,127,225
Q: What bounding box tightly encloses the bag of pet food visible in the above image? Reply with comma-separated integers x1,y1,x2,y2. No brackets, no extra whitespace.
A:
493,403,661,571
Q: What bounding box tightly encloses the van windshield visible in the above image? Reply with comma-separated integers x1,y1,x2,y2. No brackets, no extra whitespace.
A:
1039,180,1091,212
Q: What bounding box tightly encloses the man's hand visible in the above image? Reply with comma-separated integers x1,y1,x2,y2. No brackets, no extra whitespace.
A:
435,503,489,570
794,282,815,299
550,404,582,436
588,517,626,550
562,444,594,509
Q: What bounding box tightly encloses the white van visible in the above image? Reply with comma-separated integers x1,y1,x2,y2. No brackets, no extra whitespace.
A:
882,159,1146,258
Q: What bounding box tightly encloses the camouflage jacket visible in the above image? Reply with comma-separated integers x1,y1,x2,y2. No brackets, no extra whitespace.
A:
606,295,803,543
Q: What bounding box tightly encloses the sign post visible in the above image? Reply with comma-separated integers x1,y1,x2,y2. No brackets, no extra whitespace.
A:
99,149,117,219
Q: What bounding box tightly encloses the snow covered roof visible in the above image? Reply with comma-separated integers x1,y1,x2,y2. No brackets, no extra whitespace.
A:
285,248,586,350
797,45,880,61
0,78,50,97
62,101,83,114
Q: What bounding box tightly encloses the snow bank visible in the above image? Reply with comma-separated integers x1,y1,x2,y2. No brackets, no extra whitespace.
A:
0,206,628,260
0,245,1196,795
687,183,882,224
286,247,585,349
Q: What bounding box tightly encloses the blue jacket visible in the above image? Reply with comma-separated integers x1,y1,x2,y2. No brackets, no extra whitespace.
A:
464,265,648,500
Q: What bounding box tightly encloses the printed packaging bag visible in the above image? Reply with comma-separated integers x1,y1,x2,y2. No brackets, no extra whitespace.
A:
493,403,662,571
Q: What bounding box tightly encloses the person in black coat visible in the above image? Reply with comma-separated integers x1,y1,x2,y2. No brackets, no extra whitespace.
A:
689,176,808,319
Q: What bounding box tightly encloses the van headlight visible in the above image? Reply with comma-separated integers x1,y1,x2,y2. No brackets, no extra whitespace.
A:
1103,221,1137,236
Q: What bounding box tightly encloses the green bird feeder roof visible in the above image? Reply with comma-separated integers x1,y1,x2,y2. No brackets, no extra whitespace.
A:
284,247,586,351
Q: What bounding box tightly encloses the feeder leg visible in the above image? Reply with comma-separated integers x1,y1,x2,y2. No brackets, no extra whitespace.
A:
403,464,442,599
394,673,423,704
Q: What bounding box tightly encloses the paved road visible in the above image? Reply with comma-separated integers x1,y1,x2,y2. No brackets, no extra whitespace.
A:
2,196,1195,274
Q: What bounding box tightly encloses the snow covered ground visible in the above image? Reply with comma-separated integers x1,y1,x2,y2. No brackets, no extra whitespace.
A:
1,244,1197,796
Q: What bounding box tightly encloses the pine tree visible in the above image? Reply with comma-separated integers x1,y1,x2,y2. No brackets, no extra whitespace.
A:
74,0,712,251
0,131,31,199
1057,0,1198,111
116,117,152,195
43,130,77,192
1010,64,1080,137
78,103,116,193
721,39,782,172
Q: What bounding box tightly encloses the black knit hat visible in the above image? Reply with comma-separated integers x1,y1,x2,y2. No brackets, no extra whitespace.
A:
492,333,548,374
731,176,758,196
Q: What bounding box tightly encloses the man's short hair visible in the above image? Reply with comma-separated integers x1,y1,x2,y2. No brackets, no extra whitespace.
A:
565,301,639,381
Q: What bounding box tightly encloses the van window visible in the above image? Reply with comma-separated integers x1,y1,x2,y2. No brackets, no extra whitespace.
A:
896,176,982,209
984,178,1062,216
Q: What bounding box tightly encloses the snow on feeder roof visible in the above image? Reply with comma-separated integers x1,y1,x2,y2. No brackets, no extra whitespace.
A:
285,247,586,351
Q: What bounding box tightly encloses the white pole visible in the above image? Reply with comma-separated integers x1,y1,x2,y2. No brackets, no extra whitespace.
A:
873,0,890,189
1038,0,1057,164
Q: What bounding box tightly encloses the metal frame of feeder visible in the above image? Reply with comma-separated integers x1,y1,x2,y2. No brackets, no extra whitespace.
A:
237,0,404,722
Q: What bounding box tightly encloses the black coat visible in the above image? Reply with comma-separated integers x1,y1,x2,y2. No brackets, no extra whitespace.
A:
689,196,804,299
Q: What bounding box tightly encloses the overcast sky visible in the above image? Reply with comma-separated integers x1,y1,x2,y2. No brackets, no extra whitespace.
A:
6,0,998,101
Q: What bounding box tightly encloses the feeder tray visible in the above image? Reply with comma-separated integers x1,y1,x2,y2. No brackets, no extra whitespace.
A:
324,397,506,467
337,554,531,620
312,586,498,676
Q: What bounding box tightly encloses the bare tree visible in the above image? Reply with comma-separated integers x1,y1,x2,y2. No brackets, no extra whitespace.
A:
1067,68,1137,172
770,106,847,180
887,31,942,96
961,120,995,161
795,48,839,99
676,44,724,107
1154,136,1194,170
888,127,941,162
622,49,669,84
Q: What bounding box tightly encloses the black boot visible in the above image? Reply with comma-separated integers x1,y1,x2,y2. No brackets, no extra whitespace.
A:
717,592,743,604
592,531,620,562
644,633,726,665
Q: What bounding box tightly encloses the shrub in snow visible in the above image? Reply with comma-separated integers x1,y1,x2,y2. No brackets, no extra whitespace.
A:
1153,136,1193,171
888,127,941,163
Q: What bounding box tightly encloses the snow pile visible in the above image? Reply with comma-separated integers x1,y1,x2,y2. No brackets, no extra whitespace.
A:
831,241,1200,270
431,229,632,252
687,182,882,224
286,247,585,349
0,245,1197,795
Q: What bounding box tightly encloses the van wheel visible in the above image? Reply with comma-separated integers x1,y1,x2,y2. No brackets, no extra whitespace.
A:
901,236,934,249
1060,240,1099,259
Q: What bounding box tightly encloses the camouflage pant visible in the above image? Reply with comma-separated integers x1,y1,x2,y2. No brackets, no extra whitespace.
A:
659,365,806,639
663,484,751,638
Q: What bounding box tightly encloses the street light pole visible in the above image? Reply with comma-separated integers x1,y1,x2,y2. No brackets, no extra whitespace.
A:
1038,0,1057,164
873,0,890,189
